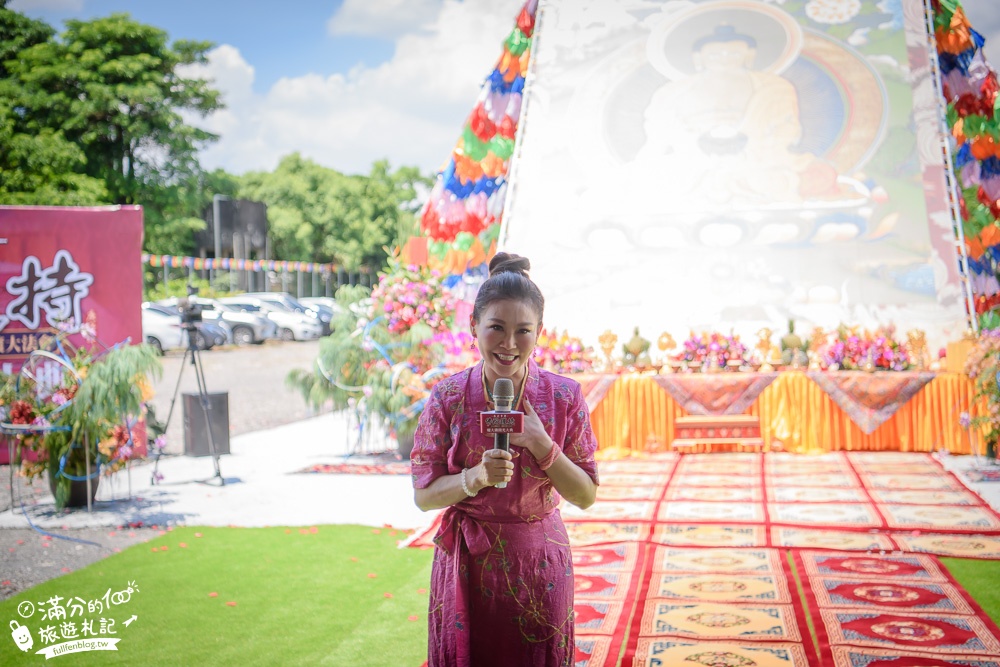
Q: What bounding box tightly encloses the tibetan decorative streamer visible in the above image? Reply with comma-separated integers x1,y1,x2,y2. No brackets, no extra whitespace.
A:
417,0,538,275
140,255,351,275
933,0,1000,314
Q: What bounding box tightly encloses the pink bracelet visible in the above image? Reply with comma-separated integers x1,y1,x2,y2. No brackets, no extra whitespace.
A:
536,441,561,471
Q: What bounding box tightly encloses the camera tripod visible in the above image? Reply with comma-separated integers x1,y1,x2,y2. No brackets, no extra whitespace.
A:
152,321,225,487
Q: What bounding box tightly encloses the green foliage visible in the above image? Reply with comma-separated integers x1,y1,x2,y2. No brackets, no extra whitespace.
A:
0,6,230,249
143,275,220,302
8,13,223,205
65,343,162,449
0,7,108,203
238,154,432,272
286,282,444,438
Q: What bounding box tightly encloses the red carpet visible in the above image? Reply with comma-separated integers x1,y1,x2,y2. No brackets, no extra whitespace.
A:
297,461,410,475
408,452,1000,665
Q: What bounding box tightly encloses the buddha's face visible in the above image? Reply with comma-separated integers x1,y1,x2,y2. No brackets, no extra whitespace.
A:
693,40,756,72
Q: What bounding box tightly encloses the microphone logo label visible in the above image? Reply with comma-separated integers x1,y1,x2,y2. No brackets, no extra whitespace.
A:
479,411,524,434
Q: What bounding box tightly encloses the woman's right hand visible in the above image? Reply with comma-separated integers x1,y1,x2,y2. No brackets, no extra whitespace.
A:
475,449,514,489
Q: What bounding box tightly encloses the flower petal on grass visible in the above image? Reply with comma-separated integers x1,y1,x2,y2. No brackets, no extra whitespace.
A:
408,615,419,621
179,543,188,548
226,601,237,607
208,592,218,597
367,573,377,578
383,593,393,598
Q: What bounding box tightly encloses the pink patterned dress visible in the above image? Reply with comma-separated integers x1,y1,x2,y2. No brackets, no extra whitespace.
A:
411,359,599,667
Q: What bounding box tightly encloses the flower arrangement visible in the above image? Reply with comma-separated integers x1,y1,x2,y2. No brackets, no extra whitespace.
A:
962,328,1000,458
288,273,473,455
534,328,595,374
0,315,161,509
676,331,749,369
369,263,458,336
815,325,911,371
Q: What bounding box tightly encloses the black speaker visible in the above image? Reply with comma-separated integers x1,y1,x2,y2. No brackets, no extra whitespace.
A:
182,392,230,457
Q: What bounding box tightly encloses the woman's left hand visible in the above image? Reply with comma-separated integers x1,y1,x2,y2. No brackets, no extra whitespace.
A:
510,397,554,460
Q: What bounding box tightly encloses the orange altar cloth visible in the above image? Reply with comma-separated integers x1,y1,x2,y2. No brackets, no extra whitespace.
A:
583,371,978,456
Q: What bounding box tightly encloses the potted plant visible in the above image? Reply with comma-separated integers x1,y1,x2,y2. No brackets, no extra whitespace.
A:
0,319,161,509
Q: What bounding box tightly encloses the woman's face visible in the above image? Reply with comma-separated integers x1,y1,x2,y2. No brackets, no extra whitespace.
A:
472,299,541,386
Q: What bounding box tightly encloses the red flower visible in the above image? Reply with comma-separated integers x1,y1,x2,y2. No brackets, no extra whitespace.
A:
9,400,36,425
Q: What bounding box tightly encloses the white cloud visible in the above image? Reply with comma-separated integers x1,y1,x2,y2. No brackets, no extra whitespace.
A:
327,0,443,39
8,0,83,11
186,0,524,176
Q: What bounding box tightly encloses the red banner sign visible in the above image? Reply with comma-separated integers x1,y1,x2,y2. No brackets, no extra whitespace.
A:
0,206,143,373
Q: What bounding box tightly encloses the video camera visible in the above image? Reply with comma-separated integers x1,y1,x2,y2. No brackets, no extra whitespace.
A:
178,285,203,328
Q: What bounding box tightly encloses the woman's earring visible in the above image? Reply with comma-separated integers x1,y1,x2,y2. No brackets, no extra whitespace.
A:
470,339,478,351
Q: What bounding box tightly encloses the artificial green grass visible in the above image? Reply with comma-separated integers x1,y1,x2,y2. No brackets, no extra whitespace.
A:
942,557,1000,623
0,525,433,666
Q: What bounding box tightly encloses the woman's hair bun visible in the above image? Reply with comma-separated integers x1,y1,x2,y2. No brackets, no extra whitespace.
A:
488,252,531,278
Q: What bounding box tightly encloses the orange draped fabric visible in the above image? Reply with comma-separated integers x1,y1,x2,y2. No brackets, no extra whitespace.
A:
586,372,979,457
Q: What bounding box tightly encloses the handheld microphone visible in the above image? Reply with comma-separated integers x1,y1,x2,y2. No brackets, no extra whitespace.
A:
479,377,523,489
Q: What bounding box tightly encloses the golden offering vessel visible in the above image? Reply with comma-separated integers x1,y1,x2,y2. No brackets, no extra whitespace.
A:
599,329,618,372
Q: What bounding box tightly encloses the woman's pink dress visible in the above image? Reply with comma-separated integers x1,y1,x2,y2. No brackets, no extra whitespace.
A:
411,359,599,667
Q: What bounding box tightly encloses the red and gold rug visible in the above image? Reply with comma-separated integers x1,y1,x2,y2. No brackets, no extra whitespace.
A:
405,451,1000,665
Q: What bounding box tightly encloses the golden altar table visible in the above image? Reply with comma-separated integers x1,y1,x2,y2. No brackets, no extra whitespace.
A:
581,371,977,455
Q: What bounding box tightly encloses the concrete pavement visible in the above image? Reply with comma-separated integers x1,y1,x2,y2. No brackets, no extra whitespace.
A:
0,411,433,531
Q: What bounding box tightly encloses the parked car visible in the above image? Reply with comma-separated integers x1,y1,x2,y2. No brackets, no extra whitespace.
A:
217,296,322,341
140,305,186,355
158,296,276,346
142,301,225,350
299,297,341,330
242,292,332,335
299,296,341,314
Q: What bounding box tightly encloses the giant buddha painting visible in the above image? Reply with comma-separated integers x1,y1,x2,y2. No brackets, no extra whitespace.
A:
502,0,966,350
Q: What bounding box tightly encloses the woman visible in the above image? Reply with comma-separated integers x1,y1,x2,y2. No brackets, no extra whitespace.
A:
411,252,599,667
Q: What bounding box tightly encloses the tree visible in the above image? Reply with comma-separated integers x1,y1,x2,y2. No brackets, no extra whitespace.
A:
238,154,432,272
0,5,107,204
7,13,222,205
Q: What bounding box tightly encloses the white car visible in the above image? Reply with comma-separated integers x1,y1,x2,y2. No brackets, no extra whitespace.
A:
299,296,341,313
141,306,186,355
217,296,322,341
242,292,331,335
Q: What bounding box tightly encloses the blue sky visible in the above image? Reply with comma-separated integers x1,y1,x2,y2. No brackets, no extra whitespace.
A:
10,0,525,176
11,1,397,93
9,0,1000,178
